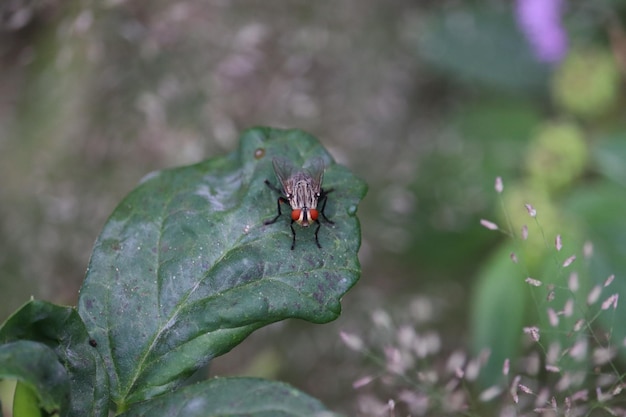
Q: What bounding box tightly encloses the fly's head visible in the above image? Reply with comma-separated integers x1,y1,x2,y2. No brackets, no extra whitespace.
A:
291,206,319,227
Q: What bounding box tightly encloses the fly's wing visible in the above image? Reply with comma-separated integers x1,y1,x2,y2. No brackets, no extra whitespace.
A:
271,157,296,193
304,157,325,194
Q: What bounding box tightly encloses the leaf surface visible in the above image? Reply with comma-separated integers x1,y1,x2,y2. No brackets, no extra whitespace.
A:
120,377,343,417
564,183,626,358
0,300,109,417
77,128,367,406
416,6,549,92
0,341,69,415
593,134,626,187
470,243,526,386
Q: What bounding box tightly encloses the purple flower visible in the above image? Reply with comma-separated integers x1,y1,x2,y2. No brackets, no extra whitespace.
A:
515,0,568,63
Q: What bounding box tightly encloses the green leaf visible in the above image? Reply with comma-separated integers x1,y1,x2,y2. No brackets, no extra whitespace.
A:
0,300,109,417
593,134,626,187
77,127,367,407
416,6,549,92
453,98,541,144
564,183,626,357
470,243,527,386
13,381,45,417
120,377,343,417
0,340,69,415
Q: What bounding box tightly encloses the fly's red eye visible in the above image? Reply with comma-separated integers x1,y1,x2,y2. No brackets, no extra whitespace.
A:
309,209,319,221
291,209,302,221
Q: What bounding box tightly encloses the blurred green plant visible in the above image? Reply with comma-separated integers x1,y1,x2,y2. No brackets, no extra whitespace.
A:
551,48,622,120
398,2,626,413
470,50,626,389
416,6,550,93
342,260,624,416
410,0,626,391
0,128,367,416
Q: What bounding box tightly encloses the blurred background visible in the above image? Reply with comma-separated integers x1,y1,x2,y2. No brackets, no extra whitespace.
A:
1,0,626,415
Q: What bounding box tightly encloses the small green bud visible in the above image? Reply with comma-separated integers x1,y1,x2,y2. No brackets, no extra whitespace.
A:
525,121,588,191
551,48,621,119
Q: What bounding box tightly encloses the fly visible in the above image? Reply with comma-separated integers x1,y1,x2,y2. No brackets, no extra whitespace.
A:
264,156,334,250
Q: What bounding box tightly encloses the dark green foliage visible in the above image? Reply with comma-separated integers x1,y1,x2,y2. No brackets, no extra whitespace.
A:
0,301,109,417
0,128,366,416
119,377,342,417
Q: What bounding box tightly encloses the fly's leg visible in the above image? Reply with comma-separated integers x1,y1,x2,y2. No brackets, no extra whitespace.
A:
264,196,288,225
264,180,289,225
290,220,297,250
318,189,334,224
264,179,295,249
313,221,322,249
264,180,283,195
314,188,332,249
